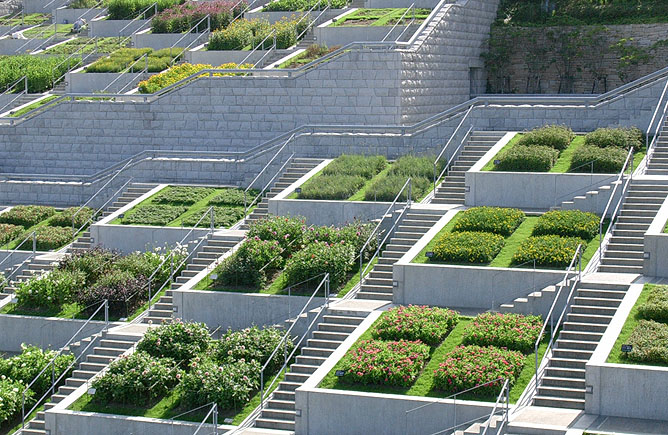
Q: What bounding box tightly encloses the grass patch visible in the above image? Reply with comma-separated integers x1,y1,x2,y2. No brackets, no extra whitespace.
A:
607,284,659,365
551,136,585,172
347,165,392,201
23,23,73,38
8,96,59,118
331,8,430,27
488,217,539,268
411,212,459,264
0,13,49,26
43,37,128,55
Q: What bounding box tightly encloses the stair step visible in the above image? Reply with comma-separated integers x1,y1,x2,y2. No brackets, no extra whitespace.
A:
537,385,585,399
533,396,584,410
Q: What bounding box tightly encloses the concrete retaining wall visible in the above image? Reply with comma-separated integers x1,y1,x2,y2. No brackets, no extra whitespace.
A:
245,8,341,25
268,198,392,226
54,7,106,24
24,0,67,13
643,195,668,278
367,0,439,7
0,37,50,54
314,23,419,47
89,18,150,37
132,31,205,50
66,72,151,94
185,48,293,66
89,223,211,254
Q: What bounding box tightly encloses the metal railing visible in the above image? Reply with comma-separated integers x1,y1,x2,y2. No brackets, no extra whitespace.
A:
0,10,25,39
382,3,414,42
644,78,668,170
240,29,276,66
101,52,150,93
167,14,211,66
294,0,327,41
481,379,510,435
534,244,582,395
357,178,412,290
551,160,619,209
433,105,474,192
21,299,109,430
192,403,219,435
258,273,330,413
229,0,256,26
0,231,37,290
117,2,157,38
0,75,27,114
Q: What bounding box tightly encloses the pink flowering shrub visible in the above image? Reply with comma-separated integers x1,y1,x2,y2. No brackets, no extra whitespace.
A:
213,237,284,288
151,0,246,33
339,339,430,387
246,215,307,254
137,320,210,362
462,313,543,354
433,345,525,396
212,326,293,375
372,305,459,346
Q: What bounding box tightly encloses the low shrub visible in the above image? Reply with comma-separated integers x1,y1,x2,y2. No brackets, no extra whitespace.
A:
76,271,147,317
584,127,643,150
283,241,355,290
33,226,74,251
338,339,430,387
213,326,293,374
0,379,33,424
49,207,95,229
246,215,306,253
0,344,75,396
622,320,668,365
433,345,525,395
58,247,116,285
302,221,375,256
432,231,505,264
208,16,306,50
453,207,525,236
91,351,182,406
208,188,255,206
138,62,251,94
517,125,574,151
263,0,348,12
570,145,628,173
121,204,187,226
532,210,599,241
15,269,85,308
179,358,259,409
388,155,437,179
107,0,182,20
137,320,211,362
495,145,559,172
512,235,584,268
463,312,543,354
321,154,387,179
153,186,214,205
638,285,668,324
0,205,55,227
372,305,459,346
0,223,24,245
180,206,245,228
151,0,243,33
363,174,431,202
299,174,366,200
214,238,283,288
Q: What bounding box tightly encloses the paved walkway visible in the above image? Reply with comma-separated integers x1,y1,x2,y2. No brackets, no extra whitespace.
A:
575,415,668,435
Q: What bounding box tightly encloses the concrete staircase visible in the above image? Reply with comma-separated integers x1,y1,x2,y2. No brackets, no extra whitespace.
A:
533,281,629,410
0,257,58,299
100,183,157,218
356,209,445,301
240,157,323,230
141,233,243,324
598,180,668,274
646,116,668,176
254,310,365,431
456,415,505,435
1,93,44,115
19,329,141,435
431,131,505,205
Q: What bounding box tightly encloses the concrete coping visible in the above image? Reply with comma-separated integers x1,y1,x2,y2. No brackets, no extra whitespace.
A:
647,194,668,235
318,7,357,28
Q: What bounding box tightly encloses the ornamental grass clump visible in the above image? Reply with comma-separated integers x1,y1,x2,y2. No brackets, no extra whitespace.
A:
432,231,505,264
638,285,668,324
622,320,668,365
263,0,348,12
532,210,599,241
0,205,55,227
453,206,525,236
433,345,525,396
372,305,459,346
462,312,543,354
364,174,431,202
0,56,80,93
299,174,367,200
512,234,584,268
339,339,430,387
321,154,387,179
0,223,24,245
107,0,182,20
516,125,574,151
137,320,211,362
153,186,214,205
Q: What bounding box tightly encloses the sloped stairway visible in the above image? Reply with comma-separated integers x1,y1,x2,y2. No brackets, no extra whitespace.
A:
646,115,668,176
431,131,506,205
254,310,366,431
598,179,668,274
240,157,323,230
356,209,446,301
100,183,157,218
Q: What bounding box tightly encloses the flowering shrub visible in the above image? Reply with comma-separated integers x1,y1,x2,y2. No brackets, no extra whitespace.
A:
214,237,284,288
517,125,574,151
208,16,307,51
512,235,584,268
153,186,214,205
120,204,188,226
75,271,147,317
107,0,182,20
372,305,459,346
213,326,293,375
0,344,74,396
453,207,525,236
246,215,307,254
433,345,525,395
283,241,355,289
138,62,252,94
0,223,24,245
622,320,668,365
49,207,95,229
532,210,599,241
16,269,85,308
0,379,33,424
58,247,116,285
91,351,182,406
638,285,668,323
137,320,211,362
179,358,259,409
86,47,181,73
152,0,244,33
432,231,505,264
462,313,543,354
263,0,348,11
0,205,55,227
339,340,430,387
32,226,73,251
302,221,375,256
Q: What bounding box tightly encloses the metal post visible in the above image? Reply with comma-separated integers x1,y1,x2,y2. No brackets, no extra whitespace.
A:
144,54,148,73
105,299,109,329
260,372,264,410
210,207,214,233
24,76,27,94
51,363,55,394
213,403,218,435
148,282,152,308
32,232,36,254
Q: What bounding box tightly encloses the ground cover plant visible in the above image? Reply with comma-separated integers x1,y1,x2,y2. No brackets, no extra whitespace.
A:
363,155,436,202
137,62,251,93
331,8,431,26
263,0,347,12
462,312,542,354
637,285,668,324
0,13,49,26
107,0,183,20
43,37,127,55
6,95,59,118
279,44,340,68
432,231,505,264
22,23,73,38
120,204,188,226
208,16,308,50
0,223,26,245
0,205,55,228
73,321,293,423
621,320,668,365
531,210,598,240
151,0,245,33
86,47,183,73
49,206,95,229
512,234,584,268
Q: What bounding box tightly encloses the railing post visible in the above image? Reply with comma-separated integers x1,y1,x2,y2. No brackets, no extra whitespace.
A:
260,372,264,410
32,231,36,254
210,207,214,233
213,403,218,435
105,299,109,329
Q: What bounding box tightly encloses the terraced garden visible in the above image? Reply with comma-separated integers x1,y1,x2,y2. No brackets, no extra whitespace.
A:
330,8,431,27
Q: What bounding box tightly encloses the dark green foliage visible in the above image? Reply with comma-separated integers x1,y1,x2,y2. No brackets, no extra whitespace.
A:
299,175,367,200
638,285,668,324
208,188,257,206
387,155,436,179
584,127,644,150
120,205,188,226
0,205,55,227
570,145,628,173
0,56,80,93
517,125,574,151
179,206,245,228
453,207,525,237
321,154,387,179
213,238,283,288
364,174,430,202
153,186,214,205
512,235,584,268
49,207,95,229
212,326,294,375
283,241,355,289
263,0,348,12
532,210,599,240
107,0,182,20
432,231,505,264
495,145,559,172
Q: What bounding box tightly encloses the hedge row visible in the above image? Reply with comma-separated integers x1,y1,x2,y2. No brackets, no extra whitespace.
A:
516,125,574,151
208,16,307,51
453,206,525,237
494,145,559,172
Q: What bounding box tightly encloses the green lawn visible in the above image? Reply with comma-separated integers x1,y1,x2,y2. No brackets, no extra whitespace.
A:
664,219,668,233
607,284,665,366
331,8,431,27
8,95,59,118
0,208,70,250
319,315,548,403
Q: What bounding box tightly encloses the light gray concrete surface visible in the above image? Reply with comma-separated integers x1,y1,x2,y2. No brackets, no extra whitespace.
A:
89,18,150,37
586,283,668,421
89,223,211,254
23,0,67,13
643,194,668,277
269,198,392,226
0,36,51,54
66,72,151,94
53,7,105,25
185,48,293,66
367,0,439,7
314,23,419,47
132,31,205,50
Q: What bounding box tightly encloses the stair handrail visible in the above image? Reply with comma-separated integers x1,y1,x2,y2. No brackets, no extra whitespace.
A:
0,231,37,289
100,52,151,93
0,75,27,114
13,21,58,54
20,299,109,430
645,79,668,170
294,0,327,43
192,403,219,435
72,177,135,241
381,3,414,42
117,2,157,37
51,37,99,88
239,28,275,66
598,147,634,263
645,77,668,148
258,273,330,413
166,13,210,65
481,378,510,435
551,168,618,209
432,105,473,192
358,178,412,289
229,0,254,26
534,244,582,396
